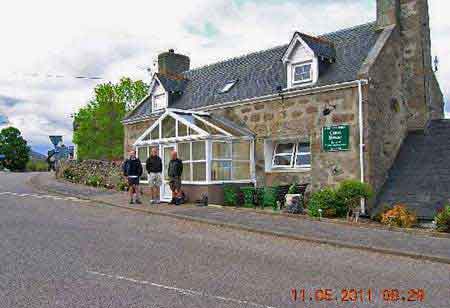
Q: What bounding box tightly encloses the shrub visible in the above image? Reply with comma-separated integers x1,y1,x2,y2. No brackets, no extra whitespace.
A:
117,179,129,192
381,204,417,228
223,185,237,206
336,180,373,213
63,168,81,183
26,160,48,172
307,188,343,218
240,187,256,208
288,183,301,194
435,204,450,233
263,187,278,211
85,175,103,187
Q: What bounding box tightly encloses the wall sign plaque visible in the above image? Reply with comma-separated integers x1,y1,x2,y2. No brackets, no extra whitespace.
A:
322,125,350,152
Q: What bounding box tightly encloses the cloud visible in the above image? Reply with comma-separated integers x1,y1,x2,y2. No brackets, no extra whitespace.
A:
0,0,448,154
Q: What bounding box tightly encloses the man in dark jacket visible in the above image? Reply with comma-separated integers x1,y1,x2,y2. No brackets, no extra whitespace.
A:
123,150,143,204
168,150,183,205
146,147,162,204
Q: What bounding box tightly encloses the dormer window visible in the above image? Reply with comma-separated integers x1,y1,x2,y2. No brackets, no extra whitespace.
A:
293,62,313,84
153,93,166,111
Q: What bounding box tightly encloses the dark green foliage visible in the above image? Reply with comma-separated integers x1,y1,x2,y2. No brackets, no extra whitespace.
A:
435,205,450,233
85,175,104,187
263,187,278,211
73,78,149,160
288,183,302,194
0,127,30,171
26,160,48,172
223,185,237,206
240,187,256,208
336,180,373,212
307,188,344,218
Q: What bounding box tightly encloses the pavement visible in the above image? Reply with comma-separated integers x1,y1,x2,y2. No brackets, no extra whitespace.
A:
1,172,450,307
30,172,450,265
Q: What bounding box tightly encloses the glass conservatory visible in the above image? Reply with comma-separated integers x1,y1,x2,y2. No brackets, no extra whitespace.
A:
134,109,255,201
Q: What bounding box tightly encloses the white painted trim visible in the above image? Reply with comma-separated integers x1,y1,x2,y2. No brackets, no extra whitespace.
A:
192,114,233,137
358,80,367,214
167,108,209,116
282,32,315,64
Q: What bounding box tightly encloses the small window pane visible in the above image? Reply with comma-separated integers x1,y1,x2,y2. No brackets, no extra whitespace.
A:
192,141,205,160
138,147,148,161
141,166,148,181
178,121,188,137
274,155,292,166
193,162,206,181
181,162,191,181
212,142,231,159
211,161,232,180
153,94,166,110
275,143,294,154
296,154,311,167
178,143,191,161
232,141,250,160
298,142,310,153
151,124,160,140
233,162,251,180
294,64,312,82
162,116,176,138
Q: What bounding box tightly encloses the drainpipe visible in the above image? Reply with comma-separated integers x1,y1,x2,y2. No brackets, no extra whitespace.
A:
358,80,366,214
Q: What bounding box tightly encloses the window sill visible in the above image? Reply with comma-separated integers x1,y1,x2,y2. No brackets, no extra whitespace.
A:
266,168,311,174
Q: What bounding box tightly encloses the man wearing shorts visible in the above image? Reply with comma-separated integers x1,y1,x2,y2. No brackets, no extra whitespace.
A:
145,147,162,204
167,150,183,205
123,150,143,204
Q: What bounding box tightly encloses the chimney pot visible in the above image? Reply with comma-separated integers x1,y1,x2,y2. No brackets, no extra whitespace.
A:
158,50,190,76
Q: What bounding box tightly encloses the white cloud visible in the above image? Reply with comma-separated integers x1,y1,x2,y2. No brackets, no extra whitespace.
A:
0,0,448,153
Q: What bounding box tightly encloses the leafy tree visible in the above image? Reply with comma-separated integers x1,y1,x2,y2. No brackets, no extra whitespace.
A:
73,78,148,160
0,127,30,171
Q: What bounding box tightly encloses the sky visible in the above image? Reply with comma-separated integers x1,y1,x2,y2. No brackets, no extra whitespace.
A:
0,0,448,154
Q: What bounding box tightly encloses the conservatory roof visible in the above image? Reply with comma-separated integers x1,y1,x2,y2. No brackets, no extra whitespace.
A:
134,109,254,146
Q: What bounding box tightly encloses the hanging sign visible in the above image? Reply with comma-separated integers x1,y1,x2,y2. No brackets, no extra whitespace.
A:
322,125,350,152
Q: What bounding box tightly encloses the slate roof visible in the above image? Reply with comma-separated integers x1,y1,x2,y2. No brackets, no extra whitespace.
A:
125,22,380,123
296,32,336,60
375,120,450,220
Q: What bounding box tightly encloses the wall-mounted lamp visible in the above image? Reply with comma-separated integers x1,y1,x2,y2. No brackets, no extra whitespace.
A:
322,104,337,116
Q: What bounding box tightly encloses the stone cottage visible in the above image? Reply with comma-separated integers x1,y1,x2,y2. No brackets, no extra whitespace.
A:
122,0,444,214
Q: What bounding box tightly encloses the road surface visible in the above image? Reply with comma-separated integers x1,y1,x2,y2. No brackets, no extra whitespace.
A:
0,173,449,307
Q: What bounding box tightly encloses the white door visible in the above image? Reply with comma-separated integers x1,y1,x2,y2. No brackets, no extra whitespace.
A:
160,144,176,201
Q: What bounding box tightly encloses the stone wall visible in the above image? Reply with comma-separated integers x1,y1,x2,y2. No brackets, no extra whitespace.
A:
364,27,409,199
212,87,361,190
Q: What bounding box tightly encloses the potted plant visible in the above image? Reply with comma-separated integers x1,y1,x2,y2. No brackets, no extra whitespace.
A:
284,183,304,214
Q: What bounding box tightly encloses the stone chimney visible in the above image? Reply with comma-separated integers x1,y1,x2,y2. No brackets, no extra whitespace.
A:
376,0,400,30
158,49,190,76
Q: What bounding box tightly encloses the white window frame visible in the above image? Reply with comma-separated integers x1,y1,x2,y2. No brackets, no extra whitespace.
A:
178,141,207,183
136,146,150,184
271,141,311,170
218,80,237,94
292,62,313,84
211,140,252,181
152,93,167,112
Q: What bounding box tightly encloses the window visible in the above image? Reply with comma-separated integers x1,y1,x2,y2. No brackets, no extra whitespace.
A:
137,146,149,181
218,80,238,94
272,142,311,169
293,63,312,83
211,141,251,181
177,141,206,182
152,93,166,111
161,116,176,138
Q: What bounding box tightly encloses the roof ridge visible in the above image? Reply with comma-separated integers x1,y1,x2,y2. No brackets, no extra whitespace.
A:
184,21,376,76
184,44,287,75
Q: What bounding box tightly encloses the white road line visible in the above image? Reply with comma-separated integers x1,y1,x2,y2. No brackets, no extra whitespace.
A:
87,270,278,308
0,191,88,203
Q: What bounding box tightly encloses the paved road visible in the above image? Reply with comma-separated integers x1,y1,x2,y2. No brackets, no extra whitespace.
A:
0,173,449,308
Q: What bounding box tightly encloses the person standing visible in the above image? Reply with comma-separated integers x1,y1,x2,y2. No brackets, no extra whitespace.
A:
145,147,163,204
123,150,143,204
167,150,183,205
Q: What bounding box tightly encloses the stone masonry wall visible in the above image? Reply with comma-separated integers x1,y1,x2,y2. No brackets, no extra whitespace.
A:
212,87,361,191
365,28,409,199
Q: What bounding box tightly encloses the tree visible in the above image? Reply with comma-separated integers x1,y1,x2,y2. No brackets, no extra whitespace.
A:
0,127,30,171
73,78,148,160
